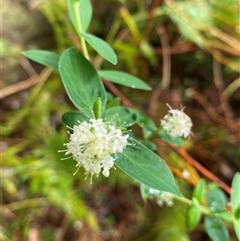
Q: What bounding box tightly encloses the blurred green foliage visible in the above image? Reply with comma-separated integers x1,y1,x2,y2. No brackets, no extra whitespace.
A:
1,0,239,240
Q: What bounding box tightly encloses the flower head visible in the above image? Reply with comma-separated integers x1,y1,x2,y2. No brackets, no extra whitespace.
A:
149,188,174,207
156,191,174,207
161,104,193,138
61,119,128,182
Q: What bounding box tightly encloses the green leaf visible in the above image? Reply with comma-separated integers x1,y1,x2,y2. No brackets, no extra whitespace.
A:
140,183,152,200
59,47,107,118
115,137,182,196
193,179,206,203
233,218,240,240
187,206,202,231
141,140,157,152
234,204,240,220
106,97,121,109
79,0,92,32
231,173,240,216
206,189,227,213
80,32,117,65
62,111,89,128
136,112,156,139
93,97,102,119
68,0,92,32
158,129,184,146
217,211,233,223
68,0,77,30
104,106,138,127
22,50,60,69
98,70,152,90
204,217,229,241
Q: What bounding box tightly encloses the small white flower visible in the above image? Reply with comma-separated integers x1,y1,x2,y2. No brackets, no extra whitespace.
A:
149,188,161,195
182,169,190,178
161,103,193,138
148,188,174,207
60,119,128,182
157,192,174,207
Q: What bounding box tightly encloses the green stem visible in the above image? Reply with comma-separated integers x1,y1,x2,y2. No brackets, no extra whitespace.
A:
73,1,90,60
173,195,211,216
173,195,233,222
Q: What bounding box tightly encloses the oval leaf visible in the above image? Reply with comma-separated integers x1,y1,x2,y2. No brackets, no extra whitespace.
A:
136,112,157,139
193,179,206,203
140,183,152,200
104,106,139,127
233,219,240,240
204,217,229,241
93,97,102,119
79,0,92,32
206,189,227,213
62,111,89,128
187,206,202,231
106,97,121,109
80,32,117,65
68,0,92,32
233,204,240,220
59,47,107,118
98,70,152,90
231,172,240,239
22,50,60,69
158,129,184,146
67,0,77,31
231,172,240,213
115,137,182,196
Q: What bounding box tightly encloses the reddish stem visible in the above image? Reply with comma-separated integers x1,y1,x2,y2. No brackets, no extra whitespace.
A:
169,144,232,195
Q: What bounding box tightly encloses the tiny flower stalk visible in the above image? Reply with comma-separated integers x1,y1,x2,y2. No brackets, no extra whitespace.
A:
60,119,128,183
161,104,193,138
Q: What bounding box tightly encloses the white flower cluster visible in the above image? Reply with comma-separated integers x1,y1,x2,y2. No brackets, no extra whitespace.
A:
157,192,174,207
161,104,193,138
62,119,128,182
149,188,174,207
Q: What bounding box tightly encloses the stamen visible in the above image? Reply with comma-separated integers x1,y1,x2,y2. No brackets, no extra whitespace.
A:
58,149,68,152
84,172,89,181
75,161,81,167
166,103,173,110
73,165,81,175
90,174,93,184
66,125,74,130
124,129,132,134
61,155,72,160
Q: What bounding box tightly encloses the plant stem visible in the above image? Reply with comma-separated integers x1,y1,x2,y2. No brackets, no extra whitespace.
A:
173,195,233,223
173,195,211,216
73,1,90,60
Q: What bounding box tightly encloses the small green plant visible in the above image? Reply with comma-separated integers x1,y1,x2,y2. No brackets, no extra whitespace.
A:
22,0,240,240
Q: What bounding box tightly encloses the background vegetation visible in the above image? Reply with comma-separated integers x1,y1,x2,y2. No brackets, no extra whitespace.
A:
1,0,239,240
